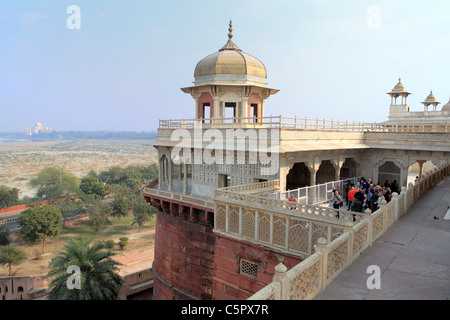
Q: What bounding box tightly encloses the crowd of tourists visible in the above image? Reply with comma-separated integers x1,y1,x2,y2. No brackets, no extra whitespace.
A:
331,177,401,214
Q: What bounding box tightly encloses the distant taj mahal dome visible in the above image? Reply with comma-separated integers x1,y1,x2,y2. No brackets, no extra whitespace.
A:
25,122,53,135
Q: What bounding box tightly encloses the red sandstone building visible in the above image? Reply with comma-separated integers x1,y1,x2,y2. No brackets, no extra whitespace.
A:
144,22,304,300
143,22,450,300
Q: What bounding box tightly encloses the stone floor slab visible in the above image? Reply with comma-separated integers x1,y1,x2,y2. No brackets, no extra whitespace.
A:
315,175,450,300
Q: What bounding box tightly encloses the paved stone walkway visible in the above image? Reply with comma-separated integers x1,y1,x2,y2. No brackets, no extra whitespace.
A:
315,176,450,300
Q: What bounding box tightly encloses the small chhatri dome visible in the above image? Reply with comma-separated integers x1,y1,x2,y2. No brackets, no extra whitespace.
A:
387,77,411,105
393,78,407,92
441,98,450,111
421,90,440,111
193,20,267,87
425,90,436,102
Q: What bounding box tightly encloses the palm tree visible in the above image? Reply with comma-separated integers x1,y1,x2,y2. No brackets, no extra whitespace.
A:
46,238,123,300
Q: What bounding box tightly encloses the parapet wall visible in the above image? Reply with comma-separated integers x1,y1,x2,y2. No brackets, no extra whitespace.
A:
152,209,215,300
213,233,303,300
248,163,450,300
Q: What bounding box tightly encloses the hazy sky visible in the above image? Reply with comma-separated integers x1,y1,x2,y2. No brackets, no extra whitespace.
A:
1,0,449,132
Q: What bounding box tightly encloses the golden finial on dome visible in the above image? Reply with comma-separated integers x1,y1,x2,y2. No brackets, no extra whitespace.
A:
426,90,436,101
228,20,233,39
219,19,241,51
393,77,406,91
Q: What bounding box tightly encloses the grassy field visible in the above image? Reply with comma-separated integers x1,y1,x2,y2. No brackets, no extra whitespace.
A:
0,213,157,277
58,214,157,240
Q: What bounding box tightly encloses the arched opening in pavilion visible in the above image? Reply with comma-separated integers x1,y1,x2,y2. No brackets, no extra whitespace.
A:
407,160,438,185
286,162,310,190
377,161,401,191
316,160,336,184
340,158,359,179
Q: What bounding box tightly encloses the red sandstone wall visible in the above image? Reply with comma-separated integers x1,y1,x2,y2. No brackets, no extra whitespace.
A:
149,194,303,300
247,93,261,119
197,92,214,119
153,209,215,300
213,234,303,300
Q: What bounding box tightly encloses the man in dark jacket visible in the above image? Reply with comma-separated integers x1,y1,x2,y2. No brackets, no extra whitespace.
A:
351,198,363,213
354,188,364,202
350,198,362,222
371,188,379,212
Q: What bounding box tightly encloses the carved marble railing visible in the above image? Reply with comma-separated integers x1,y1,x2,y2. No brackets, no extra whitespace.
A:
215,185,365,222
214,201,353,258
248,163,450,300
143,187,214,209
159,116,368,131
159,116,450,133
214,181,367,258
217,180,280,194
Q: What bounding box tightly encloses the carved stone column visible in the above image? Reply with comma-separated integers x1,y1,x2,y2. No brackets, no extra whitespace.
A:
164,156,169,188
158,156,163,189
331,157,344,182
279,166,291,193
183,163,188,194
305,160,320,204
168,157,173,192
416,160,426,178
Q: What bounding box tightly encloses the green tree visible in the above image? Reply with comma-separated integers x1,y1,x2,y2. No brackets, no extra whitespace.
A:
136,164,158,183
105,240,115,249
46,238,123,300
0,225,11,246
29,168,85,226
80,177,106,199
98,165,157,186
87,202,112,233
124,178,142,196
29,167,79,201
131,197,155,232
17,205,63,254
0,185,19,208
91,182,107,199
86,170,98,179
57,196,84,227
117,239,128,250
79,177,96,195
122,166,141,182
0,244,27,276
112,192,128,222
99,166,123,184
